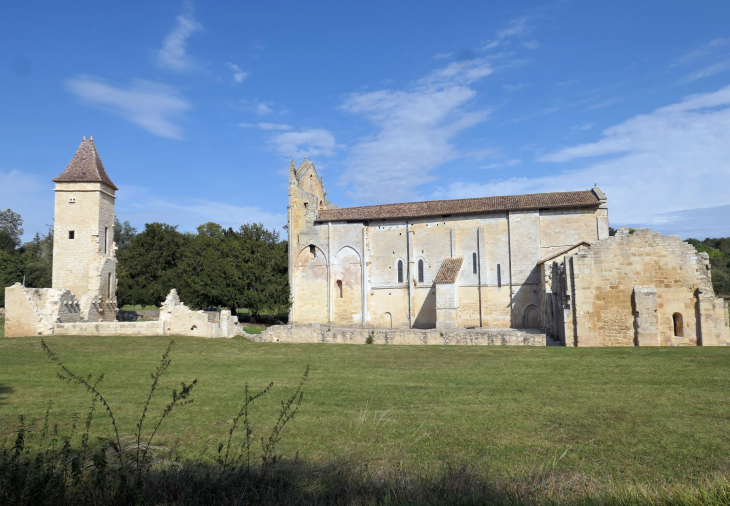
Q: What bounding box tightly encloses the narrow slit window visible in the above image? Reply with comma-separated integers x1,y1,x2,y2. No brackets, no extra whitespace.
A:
310,245,316,258
397,260,403,284
418,259,424,283
497,264,501,288
68,230,74,240
473,252,477,274
107,272,112,299
337,280,343,298
104,227,108,255
673,313,684,337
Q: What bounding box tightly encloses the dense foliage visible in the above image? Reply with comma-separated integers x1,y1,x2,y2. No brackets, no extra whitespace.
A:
687,237,730,298
0,209,53,306
116,221,289,317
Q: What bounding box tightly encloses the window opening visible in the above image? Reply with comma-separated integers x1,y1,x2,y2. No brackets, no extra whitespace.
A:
472,252,477,274
104,227,108,255
69,231,74,240
337,280,343,298
497,264,501,288
107,272,112,299
418,259,424,283
304,202,308,209
310,245,316,258
673,313,684,337
397,260,403,283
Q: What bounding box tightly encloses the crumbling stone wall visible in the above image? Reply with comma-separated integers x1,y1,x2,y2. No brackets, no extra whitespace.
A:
546,228,729,346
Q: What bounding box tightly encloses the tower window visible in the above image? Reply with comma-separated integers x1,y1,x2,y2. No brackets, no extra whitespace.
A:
473,253,477,274
107,272,112,299
337,280,343,298
104,227,108,255
397,260,403,284
69,198,76,204
304,202,308,209
310,245,317,258
418,259,424,283
497,264,501,288
69,231,75,240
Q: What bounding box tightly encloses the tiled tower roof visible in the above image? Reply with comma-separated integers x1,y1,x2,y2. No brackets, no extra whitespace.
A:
52,138,118,190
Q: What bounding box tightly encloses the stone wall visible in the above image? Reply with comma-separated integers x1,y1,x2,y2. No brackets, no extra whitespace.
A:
116,310,161,321
257,323,545,346
547,228,730,346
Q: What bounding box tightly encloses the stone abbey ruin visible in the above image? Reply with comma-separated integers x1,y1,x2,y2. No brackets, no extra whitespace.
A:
4,139,730,346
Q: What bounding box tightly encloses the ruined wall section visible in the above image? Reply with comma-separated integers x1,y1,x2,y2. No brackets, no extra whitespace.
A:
559,228,728,346
4,284,81,337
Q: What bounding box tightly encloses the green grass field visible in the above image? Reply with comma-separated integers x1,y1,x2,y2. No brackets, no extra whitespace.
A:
1,322,730,489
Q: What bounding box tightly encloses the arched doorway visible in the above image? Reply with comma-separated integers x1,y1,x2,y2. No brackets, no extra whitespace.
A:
523,305,540,329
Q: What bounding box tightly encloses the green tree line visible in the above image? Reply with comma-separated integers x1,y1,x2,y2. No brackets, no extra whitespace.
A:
0,210,289,318
686,237,730,298
116,220,289,318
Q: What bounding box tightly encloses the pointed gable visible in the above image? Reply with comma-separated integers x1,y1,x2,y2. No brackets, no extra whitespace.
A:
53,138,118,190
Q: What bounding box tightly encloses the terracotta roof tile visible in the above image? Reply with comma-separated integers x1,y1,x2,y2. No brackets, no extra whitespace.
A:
434,258,463,284
52,139,118,190
537,242,591,265
316,189,600,222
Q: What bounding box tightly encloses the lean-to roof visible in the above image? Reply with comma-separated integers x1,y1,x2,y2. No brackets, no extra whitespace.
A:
434,258,464,284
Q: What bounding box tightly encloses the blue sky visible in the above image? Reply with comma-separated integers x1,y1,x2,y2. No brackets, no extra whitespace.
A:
2,0,730,240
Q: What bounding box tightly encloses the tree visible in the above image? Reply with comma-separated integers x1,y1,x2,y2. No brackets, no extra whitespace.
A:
0,230,16,253
114,218,138,252
687,237,730,298
0,209,24,248
116,223,188,307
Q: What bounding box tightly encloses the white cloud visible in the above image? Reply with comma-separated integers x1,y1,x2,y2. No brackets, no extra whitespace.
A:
271,129,337,158
434,52,453,59
116,185,287,233
226,62,248,83
157,3,202,71
571,123,594,131
482,159,521,170
338,58,492,202
65,76,190,139
256,122,292,131
255,103,272,115
442,85,730,231
481,17,533,51
681,59,730,83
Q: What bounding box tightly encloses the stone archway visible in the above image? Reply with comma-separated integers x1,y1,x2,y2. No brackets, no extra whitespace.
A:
523,305,540,329
294,244,328,323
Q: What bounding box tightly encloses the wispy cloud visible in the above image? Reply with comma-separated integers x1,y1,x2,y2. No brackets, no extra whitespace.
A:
434,52,453,60
255,103,272,115
442,86,730,229
65,76,190,139
482,159,521,170
157,3,202,71
227,62,248,83
480,17,533,51
271,129,338,158
339,58,492,202
681,59,730,83
240,122,292,131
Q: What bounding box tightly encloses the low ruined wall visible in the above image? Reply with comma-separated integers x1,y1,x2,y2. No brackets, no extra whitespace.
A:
257,324,545,346
54,321,165,336
116,310,160,322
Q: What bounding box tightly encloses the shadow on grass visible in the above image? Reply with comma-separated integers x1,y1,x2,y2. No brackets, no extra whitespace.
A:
0,384,14,406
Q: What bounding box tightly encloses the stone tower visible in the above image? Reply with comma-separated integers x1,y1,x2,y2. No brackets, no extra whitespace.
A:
51,136,118,322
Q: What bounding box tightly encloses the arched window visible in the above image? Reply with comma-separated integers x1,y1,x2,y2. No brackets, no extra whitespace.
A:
497,264,501,288
418,259,424,283
472,252,477,274
337,280,343,298
310,245,317,258
397,260,403,283
673,313,684,337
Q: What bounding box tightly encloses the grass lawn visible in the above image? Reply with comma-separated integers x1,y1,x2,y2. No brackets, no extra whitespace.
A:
1,327,730,488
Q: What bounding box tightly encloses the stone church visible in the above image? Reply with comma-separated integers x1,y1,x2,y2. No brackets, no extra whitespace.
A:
287,159,729,346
